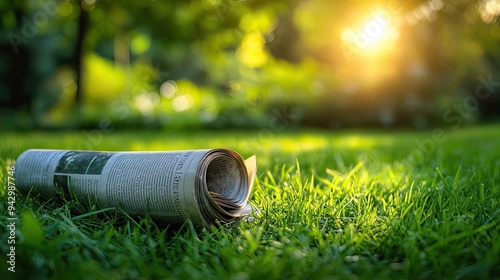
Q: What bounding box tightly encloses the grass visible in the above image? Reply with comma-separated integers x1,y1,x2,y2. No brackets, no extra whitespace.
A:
1,125,500,279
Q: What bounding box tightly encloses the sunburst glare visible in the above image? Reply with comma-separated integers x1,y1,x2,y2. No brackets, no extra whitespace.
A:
341,11,399,56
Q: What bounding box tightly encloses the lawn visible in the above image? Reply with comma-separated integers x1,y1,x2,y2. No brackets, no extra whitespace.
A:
1,125,499,279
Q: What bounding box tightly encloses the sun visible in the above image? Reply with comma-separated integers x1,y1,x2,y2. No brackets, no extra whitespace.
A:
341,12,399,55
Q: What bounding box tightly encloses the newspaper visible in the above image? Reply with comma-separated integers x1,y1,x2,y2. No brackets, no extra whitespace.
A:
13,149,258,228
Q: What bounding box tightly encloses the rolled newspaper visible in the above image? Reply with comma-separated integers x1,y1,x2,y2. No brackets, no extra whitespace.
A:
14,149,257,228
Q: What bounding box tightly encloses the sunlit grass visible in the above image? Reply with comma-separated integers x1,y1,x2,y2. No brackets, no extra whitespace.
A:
1,125,499,279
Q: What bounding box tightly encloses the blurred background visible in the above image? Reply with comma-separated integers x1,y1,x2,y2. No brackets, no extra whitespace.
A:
0,0,499,130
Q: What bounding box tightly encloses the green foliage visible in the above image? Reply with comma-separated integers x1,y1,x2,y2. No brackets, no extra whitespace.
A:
0,0,499,129
19,211,44,248
1,125,500,279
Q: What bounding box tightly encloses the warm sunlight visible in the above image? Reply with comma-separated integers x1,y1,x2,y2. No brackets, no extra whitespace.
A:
341,11,399,56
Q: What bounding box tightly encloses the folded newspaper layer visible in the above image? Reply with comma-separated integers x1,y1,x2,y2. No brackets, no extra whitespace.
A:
14,149,258,228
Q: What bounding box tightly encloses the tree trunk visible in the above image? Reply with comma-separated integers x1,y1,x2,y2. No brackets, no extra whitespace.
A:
74,6,89,109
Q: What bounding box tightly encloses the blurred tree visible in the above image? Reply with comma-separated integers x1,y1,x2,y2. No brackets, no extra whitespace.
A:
0,0,498,129
0,0,63,127
266,0,499,127
73,4,88,107
0,0,90,125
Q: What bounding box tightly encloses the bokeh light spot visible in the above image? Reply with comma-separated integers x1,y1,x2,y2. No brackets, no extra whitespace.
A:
173,95,194,112
160,80,177,98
